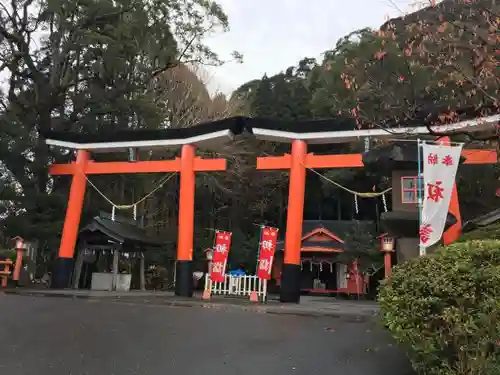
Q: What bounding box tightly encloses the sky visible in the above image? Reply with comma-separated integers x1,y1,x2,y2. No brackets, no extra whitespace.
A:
0,0,418,96
203,0,417,95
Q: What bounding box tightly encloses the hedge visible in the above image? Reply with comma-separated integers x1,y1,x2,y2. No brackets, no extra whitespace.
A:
378,240,500,375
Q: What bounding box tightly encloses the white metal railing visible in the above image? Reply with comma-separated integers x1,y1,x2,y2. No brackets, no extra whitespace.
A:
204,274,268,301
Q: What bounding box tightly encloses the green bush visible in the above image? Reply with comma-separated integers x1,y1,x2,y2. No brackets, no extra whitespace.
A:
378,240,500,375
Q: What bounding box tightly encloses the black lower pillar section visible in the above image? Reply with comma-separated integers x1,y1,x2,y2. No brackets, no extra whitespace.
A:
175,260,193,297
51,257,74,289
280,263,301,303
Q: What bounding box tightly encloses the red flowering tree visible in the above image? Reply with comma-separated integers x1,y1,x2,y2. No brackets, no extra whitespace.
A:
318,0,498,135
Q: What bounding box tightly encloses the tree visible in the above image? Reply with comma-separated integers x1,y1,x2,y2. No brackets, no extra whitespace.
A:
333,0,499,135
0,0,233,246
341,222,382,274
251,75,275,118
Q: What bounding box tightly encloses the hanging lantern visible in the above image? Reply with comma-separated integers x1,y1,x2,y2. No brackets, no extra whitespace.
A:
380,236,395,252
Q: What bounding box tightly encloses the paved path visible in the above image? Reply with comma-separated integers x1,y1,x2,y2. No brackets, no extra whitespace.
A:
4,289,381,318
0,294,414,375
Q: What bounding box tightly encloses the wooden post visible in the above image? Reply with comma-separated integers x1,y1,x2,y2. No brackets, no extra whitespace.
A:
13,247,23,282
139,254,145,291
1,260,12,288
112,249,119,291
72,246,85,289
175,144,196,297
384,252,392,279
281,140,307,303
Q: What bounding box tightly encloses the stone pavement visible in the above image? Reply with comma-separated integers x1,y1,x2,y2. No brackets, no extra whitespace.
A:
0,294,415,375
3,288,380,319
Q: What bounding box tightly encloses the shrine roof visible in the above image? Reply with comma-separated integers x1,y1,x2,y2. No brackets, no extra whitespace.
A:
462,207,500,232
79,212,165,248
276,220,375,253
41,109,499,152
362,142,469,173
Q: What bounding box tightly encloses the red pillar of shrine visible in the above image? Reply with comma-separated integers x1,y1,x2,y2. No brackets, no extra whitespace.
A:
52,150,89,288
280,140,307,303
175,144,196,297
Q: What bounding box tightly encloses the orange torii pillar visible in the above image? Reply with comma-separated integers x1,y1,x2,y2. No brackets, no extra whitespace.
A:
52,150,89,289
49,145,226,296
281,140,307,303
257,141,497,302
257,140,364,303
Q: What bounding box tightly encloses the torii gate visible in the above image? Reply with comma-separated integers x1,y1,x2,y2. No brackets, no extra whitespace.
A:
43,114,499,301
256,140,497,302
48,144,226,296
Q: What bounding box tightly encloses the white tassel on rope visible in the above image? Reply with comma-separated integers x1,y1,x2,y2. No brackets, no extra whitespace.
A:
382,193,388,212
133,204,137,221
354,194,359,215
111,206,116,221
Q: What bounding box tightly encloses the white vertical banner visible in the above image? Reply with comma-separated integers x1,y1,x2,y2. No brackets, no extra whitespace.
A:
419,143,463,250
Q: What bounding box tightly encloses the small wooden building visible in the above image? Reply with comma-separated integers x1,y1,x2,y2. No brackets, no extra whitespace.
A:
72,212,164,291
272,220,375,296
363,142,459,262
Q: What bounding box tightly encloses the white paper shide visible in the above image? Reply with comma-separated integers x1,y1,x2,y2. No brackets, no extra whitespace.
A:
419,143,463,249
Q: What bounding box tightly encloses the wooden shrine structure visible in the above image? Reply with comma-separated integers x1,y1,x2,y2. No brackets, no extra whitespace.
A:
273,220,375,296
72,212,164,291
42,112,499,303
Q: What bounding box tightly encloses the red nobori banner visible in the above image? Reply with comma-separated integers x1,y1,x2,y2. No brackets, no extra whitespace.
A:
210,231,232,282
256,227,279,280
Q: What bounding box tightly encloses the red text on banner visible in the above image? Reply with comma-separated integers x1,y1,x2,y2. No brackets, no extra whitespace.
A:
256,227,279,280
210,231,232,282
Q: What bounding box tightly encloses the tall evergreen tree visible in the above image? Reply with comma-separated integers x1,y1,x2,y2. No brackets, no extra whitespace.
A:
252,75,275,118
0,0,232,247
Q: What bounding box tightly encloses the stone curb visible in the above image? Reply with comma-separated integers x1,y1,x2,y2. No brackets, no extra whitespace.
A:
3,290,380,321
111,298,379,321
